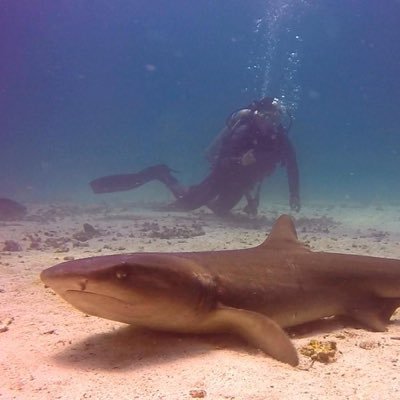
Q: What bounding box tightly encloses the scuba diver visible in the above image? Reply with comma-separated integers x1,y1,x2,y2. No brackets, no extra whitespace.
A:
90,97,301,216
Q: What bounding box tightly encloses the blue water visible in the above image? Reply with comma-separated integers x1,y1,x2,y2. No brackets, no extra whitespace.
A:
1,0,400,206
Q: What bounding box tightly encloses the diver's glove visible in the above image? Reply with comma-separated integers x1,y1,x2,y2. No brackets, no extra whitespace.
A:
290,194,301,212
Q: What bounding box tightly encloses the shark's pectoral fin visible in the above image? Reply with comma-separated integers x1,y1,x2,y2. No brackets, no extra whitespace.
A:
202,305,298,366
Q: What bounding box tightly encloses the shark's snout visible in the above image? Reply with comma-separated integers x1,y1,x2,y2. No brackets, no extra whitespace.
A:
41,265,88,294
41,254,218,330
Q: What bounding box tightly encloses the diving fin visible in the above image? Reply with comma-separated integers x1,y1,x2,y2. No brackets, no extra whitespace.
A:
90,164,178,194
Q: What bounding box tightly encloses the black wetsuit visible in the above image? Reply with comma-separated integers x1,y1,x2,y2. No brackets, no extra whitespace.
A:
90,110,300,215
171,111,300,214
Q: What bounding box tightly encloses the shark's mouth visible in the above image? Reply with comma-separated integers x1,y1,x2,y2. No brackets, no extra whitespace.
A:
63,290,137,324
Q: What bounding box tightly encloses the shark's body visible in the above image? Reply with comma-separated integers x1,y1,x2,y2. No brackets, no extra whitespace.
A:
41,215,400,365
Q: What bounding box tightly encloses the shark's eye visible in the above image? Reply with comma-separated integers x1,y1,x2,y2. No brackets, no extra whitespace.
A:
115,270,128,279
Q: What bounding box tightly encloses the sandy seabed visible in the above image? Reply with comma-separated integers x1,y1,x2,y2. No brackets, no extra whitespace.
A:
1,200,400,400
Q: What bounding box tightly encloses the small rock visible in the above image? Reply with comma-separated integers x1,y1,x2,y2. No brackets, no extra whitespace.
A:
0,317,14,333
83,223,99,236
73,223,101,242
189,389,207,398
300,339,337,363
55,247,69,253
0,198,27,220
3,240,22,252
358,340,380,350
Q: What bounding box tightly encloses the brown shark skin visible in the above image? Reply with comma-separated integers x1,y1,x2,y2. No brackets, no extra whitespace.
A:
41,215,400,366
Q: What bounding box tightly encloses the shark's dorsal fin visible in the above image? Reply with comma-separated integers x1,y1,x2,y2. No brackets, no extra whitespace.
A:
259,214,309,250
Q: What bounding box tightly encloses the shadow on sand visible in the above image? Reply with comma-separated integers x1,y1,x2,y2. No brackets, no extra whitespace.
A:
49,314,386,371
53,325,253,371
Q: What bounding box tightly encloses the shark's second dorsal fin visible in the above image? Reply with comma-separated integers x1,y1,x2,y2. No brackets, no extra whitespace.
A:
259,214,308,250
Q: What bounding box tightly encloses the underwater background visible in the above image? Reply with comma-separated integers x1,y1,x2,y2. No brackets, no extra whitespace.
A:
1,0,400,207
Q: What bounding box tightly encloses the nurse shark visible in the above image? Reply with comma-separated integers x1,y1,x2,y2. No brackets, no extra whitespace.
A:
41,215,400,365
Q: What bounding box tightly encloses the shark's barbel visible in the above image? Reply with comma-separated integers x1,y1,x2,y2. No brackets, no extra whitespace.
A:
41,215,400,366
